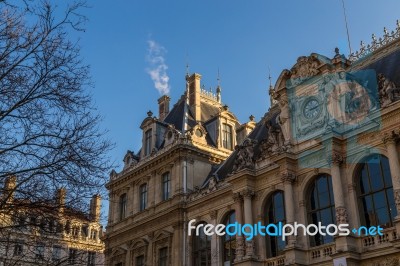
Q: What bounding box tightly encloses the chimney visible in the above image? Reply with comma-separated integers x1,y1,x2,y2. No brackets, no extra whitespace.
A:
90,194,101,222
4,175,17,203
187,73,202,121
56,188,66,213
158,95,170,121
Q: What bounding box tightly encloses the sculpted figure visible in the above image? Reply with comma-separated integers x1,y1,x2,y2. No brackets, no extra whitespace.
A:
378,73,400,107
277,99,291,145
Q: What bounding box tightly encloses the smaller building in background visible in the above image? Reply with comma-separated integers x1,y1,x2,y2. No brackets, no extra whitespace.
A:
0,176,105,266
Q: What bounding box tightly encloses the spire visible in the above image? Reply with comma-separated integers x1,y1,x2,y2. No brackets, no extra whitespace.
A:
216,68,221,103
268,67,277,107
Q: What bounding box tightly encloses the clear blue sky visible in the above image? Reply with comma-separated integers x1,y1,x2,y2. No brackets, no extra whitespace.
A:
77,0,400,171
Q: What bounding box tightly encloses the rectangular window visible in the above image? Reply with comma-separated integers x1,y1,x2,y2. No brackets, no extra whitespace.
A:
145,129,152,156
119,193,127,220
69,249,77,265
162,172,170,201
35,244,45,260
90,229,97,240
140,184,148,211
52,246,61,262
222,124,233,150
159,247,168,266
87,251,96,266
13,243,23,256
136,255,145,266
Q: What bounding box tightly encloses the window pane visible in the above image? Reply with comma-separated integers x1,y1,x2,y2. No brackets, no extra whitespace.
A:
359,155,395,227
368,163,384,191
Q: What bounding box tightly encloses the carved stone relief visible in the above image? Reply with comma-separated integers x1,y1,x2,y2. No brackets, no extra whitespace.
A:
378,73,400,108
232,139,257,172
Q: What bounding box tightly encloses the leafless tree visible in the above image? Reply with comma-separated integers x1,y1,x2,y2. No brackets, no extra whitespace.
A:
0,1,113,265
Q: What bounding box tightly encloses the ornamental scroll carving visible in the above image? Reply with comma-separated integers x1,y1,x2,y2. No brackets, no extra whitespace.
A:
232,139,257,172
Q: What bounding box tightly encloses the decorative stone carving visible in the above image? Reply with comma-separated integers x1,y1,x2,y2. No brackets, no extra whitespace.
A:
291,56,320,81
235,237,245,262
233,192,242,203
240,188,254,199
382,130,400,145
258,119,291,161
328,152,344,165
281,171,296,183
187,178,228,201
123,150,138,170
232,139,257,172
378,73,400,107
209,210,217,220
277,99,291,145
394,189,400,214
336,206,348,224
206,176,218,193
110,169,118,180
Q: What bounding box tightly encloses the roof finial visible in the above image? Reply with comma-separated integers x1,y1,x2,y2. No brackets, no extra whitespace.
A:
268,66,272,88
185,52,190,77
217,67,221,87
216,68,221,104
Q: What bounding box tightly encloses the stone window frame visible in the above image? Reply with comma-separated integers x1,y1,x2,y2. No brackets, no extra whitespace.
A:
139,183,148,212
130,239,148,266
306,174,336,247
153,232,172,266
264,190,286,258
355,154,396,228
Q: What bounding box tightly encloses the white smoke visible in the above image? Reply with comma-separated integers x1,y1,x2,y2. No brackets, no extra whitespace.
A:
146,40,170,95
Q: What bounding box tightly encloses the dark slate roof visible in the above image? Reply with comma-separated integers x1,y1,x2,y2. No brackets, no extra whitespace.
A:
201,102,220,122
202,107,280,186
354,48,400,85
163,96,187,131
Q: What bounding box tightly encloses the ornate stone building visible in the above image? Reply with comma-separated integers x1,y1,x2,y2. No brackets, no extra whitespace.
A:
0,177,105,266
105,22,400,266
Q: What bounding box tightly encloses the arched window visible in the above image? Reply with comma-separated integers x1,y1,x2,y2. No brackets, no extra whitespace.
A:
265,191,286,257
357,154,397,228
192,222,211,266
222,211,236,265
308,174,335,246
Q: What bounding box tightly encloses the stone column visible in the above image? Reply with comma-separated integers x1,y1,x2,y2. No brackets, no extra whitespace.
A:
281,171,296,246
383,133,400,216
329,152,348,225
209,210,219,266
125,250,131,266
241,189,255,259
233,192,245,262
172,222,183,266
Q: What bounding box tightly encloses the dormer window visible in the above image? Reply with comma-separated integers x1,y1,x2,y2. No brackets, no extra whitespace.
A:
222,123,233,150
144,129,152,156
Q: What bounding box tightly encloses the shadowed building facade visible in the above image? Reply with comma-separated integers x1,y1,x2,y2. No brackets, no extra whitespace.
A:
0,178,105,266
105,23,400,266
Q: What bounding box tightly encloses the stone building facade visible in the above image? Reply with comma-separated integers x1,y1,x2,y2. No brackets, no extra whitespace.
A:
0,177,105,266
105,22,400,266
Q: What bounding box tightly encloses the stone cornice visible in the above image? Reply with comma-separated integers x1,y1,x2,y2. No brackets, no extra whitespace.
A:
106,142,227,189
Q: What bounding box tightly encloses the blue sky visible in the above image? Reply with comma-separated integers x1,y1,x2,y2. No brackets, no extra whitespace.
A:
77,0,400,171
